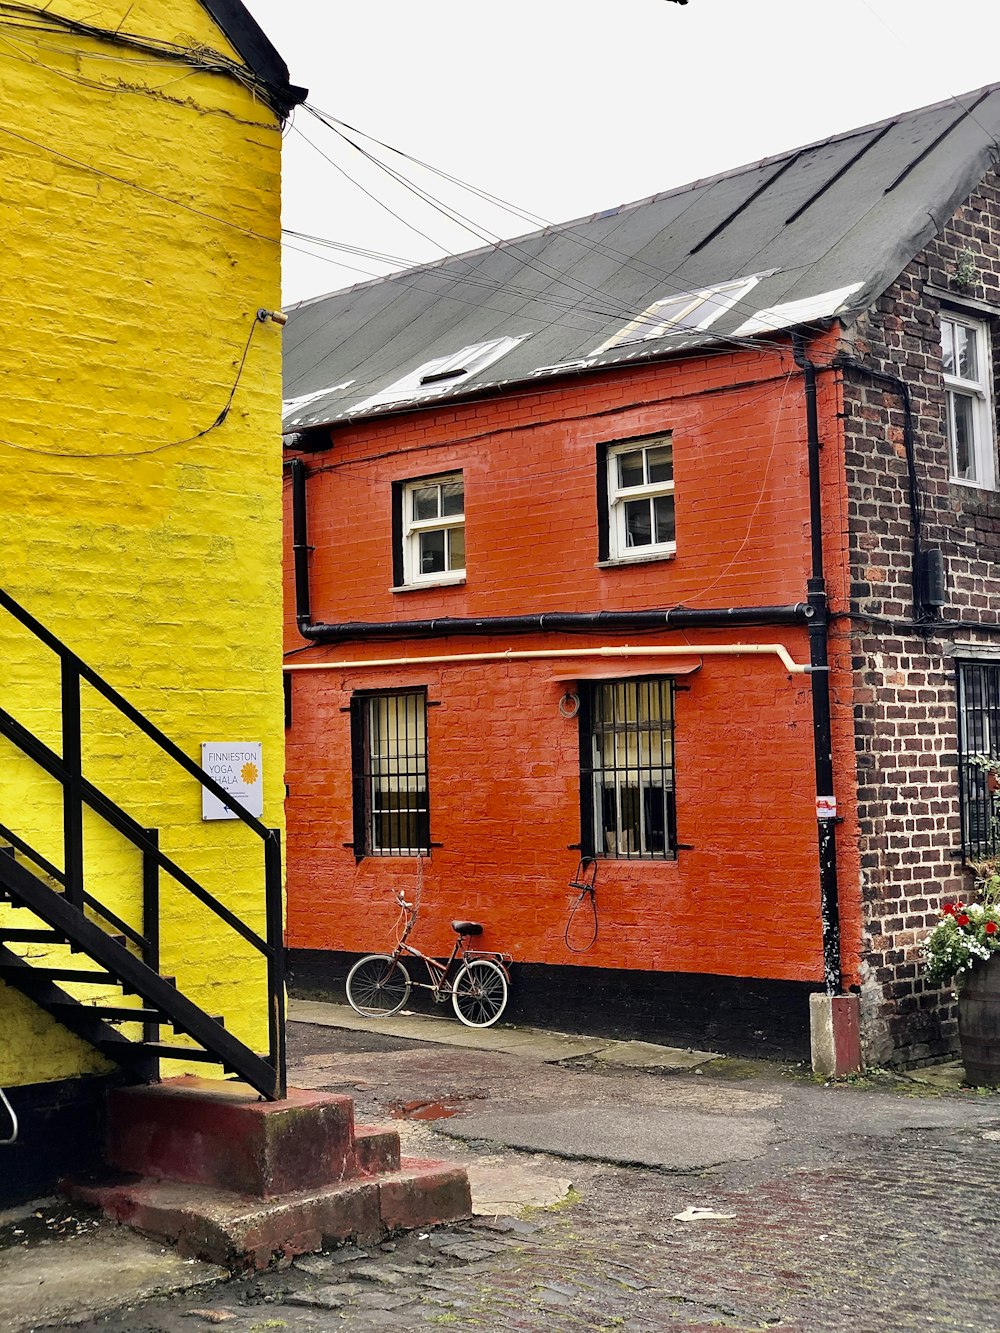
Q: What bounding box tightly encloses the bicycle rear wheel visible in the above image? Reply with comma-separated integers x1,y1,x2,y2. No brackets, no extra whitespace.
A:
346,954,411,1017
451,958,508,1028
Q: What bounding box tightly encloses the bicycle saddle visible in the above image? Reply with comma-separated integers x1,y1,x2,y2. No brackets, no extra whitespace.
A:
452,920,483,936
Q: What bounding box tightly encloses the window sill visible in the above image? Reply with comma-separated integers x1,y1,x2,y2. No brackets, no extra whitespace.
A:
391,575,467,593
948,477,998,492
597,551,676,569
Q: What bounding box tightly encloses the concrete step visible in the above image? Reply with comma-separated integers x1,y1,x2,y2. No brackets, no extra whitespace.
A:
106,1076,361,1198
64,1158,471,1271
64,1075,468,1270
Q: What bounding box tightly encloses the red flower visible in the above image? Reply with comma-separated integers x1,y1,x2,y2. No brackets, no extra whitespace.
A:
956,902,965,912
957,914,970,926
986,921,998,936
943,902,955,915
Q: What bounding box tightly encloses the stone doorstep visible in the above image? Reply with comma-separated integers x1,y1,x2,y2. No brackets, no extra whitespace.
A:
64,1159,471,1272
107,1077,403,1199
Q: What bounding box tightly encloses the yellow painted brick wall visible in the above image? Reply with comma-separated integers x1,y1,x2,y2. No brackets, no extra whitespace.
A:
0,1,287,1086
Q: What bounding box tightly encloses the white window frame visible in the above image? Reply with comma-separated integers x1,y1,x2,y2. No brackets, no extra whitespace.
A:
942,313,996,489
402,472,466,586
607,436,676,562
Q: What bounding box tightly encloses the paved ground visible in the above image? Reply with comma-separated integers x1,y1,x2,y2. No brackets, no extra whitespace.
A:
12,1014,1000,1332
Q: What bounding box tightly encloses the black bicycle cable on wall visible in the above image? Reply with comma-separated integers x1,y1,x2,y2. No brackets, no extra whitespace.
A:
564,857,599,953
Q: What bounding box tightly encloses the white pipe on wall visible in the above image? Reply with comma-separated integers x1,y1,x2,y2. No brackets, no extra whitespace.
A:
283,643,814,675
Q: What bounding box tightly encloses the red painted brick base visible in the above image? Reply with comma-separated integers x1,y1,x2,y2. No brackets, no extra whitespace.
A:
63,1077,470,1269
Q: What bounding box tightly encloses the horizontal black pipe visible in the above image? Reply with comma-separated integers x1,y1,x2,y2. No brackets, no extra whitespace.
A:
286,451,812,645
298,605,813,644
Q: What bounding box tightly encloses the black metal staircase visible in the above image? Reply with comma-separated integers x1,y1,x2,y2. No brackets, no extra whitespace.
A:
0,588,286,1100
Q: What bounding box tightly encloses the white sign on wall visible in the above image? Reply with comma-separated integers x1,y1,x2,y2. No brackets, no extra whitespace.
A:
201,742,263,821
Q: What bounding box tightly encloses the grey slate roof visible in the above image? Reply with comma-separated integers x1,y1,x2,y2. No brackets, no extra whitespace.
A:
282,85,1000,433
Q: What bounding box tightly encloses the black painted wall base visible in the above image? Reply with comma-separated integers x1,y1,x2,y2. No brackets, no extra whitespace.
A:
288,949,822,1063
0,1072,128,1208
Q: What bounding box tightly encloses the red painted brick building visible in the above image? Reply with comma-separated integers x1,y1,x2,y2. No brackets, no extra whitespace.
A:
282,86,1000,1067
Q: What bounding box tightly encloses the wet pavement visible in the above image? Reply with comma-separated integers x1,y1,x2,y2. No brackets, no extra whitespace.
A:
17,1017,1000,1332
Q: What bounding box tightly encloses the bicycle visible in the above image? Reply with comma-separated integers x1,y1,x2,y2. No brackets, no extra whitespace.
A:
345,892,511,1028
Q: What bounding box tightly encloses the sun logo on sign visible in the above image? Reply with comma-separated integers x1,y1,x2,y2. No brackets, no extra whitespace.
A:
241,761,259,785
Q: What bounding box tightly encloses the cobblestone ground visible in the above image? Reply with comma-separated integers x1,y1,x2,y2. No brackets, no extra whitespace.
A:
62,1026,1000,1333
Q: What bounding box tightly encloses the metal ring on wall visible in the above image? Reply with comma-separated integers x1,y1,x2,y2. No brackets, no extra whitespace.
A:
558,691,580,719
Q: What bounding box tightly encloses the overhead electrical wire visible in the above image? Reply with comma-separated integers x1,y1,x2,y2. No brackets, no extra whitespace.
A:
1,319,260,459
300,102,829,341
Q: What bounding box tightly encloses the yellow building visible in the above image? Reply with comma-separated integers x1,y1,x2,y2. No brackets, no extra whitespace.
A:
0,0,303,1202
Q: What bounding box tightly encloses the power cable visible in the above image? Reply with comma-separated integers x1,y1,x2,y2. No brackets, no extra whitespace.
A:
0,319,260,459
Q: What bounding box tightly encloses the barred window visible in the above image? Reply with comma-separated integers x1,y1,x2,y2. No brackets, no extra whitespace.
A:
579,677,676,859
958,661,1000,860
351,690,429,857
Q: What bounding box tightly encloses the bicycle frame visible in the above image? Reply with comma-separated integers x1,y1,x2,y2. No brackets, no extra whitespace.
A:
389,901,509,1003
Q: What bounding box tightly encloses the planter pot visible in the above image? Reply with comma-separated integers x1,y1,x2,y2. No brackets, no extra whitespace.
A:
958,952,1000,1087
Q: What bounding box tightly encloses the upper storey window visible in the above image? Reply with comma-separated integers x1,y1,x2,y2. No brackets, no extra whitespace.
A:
396,473,465,587
603,435,676,563
942,314,996,489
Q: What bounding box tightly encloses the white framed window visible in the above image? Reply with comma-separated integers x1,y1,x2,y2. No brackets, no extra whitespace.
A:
401,473,465,585
942,313,996,488
605,436,675,561
594,276,761,354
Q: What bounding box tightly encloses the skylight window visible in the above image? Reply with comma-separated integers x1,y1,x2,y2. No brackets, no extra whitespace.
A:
594,276,761,354
350,336,529,416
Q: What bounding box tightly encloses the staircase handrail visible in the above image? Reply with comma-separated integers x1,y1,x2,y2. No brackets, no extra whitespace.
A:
0,586,286,1098
0,587,271,842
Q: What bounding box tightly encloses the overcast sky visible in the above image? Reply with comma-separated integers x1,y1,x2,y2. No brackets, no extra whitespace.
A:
242,0,1000,307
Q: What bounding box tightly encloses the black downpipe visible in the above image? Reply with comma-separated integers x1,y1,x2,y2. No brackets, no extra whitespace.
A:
834,356,924,618
792,334,842,996
288,458,312,631
286,455,812,643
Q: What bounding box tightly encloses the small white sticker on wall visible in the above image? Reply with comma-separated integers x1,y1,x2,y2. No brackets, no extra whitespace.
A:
201,742,263,821
816,795,837,820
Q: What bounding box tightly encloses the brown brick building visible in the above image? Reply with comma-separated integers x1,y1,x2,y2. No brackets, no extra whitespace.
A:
281,86,1000,1070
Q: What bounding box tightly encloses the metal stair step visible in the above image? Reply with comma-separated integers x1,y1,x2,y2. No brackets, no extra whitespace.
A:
6,964,115,984
0,927,63,943
137,1043,222,1063
51,1000,162,1023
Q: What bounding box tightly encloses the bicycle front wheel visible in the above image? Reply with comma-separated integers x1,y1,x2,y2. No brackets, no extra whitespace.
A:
451,958,508,1028
346,955,411,1017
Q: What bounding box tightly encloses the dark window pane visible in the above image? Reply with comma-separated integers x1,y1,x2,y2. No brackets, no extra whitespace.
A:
624,498,652,547
647,444,673,483
950,392,976,479
440,480,464,516
412,485,439,521
419,529,446,573
617,450,644,489
654,494,675,544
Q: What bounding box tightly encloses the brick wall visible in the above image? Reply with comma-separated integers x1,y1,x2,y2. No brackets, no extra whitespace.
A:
0,0,287,1089
839,169,1000,1064
285,342,835,995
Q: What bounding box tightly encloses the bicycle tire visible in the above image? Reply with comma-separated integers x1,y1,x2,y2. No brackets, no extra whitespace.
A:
346,954,411,1018
451,958,508,1028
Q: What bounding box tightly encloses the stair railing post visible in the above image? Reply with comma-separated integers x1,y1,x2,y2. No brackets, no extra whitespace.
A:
264,829,286,1099
60,657,84,909
142,828,160,1049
